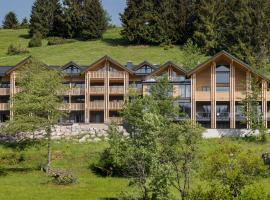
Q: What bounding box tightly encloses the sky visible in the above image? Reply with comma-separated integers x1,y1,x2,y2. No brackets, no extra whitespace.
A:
0,0,126,26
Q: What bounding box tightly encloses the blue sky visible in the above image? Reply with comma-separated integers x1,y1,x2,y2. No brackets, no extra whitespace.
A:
0,0,126,26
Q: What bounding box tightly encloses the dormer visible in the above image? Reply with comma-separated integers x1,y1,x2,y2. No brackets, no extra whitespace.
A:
134,61,155,75
62,61,81,76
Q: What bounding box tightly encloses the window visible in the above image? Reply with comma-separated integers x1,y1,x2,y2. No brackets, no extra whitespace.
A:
179,84,191,98
71,82,85,88
63,65,81,74
217,86,229,93
172,71,185,81
136,65,153,74
0,82,10,88
179,102,191,117
216,65,230,84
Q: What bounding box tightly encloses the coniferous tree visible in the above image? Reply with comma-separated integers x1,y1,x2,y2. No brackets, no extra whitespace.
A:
30,0,64,37
192,0,227,54
20,17,29,28
81,0,108,40
224,0,270,66
2,11,19,29
62,0,84,38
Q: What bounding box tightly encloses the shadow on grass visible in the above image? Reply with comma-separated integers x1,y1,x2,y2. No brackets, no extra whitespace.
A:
19,33,31,39
0,139,44,151
101,37,130,47
0,167,35,176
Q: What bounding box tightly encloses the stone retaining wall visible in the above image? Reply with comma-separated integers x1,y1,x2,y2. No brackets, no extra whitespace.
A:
0,124,128,143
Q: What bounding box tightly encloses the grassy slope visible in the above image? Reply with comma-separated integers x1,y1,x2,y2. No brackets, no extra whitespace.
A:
0,28,194,67
0,138,270,200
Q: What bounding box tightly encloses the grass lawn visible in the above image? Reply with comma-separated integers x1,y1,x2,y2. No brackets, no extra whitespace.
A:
0,138,270,200
0,28,204,67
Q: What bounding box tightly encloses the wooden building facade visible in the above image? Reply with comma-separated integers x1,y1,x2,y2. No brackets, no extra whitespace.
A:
0,51,270,129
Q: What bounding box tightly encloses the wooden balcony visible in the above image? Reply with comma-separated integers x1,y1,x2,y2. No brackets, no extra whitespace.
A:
89,71,106,79
0,103,9,111
109,86,124,94
196,91,210,101
109,101,124,110
0,88,10,95
108,117,123,124
216,92,229,101
89,101,104,110
70,103,84,110
70,88,85,96
235,91,246,100
109,71,124,79
59,103,69,111
90,86,104,94
15,87,22,93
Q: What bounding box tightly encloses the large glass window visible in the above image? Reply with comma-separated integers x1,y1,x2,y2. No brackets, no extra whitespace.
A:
179,102,191,117
136,65,153,74
179,84,191,98
63,65,81,74
216,65,230,84
216,86,229,93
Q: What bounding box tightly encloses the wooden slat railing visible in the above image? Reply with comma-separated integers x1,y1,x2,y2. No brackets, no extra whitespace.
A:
108,117,123,124
109,86,124,94
70,103,84,110
90,86,104,94
109,101,124,110
0,88,10,95
0,103,9,111
89,72,106,79
89,101,104,110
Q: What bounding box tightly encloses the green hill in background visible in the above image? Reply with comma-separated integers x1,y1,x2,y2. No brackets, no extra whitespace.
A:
0,28,207,68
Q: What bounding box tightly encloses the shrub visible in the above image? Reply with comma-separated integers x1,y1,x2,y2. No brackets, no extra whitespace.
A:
7,43,29,55
47,37,75,46
28,32,42,48
49,169,77,185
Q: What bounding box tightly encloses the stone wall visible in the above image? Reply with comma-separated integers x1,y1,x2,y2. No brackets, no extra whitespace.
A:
0,124,128,142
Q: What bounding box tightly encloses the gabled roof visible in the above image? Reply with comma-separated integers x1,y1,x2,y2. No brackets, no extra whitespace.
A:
133,60,156,71
6,56,33,74
187,50,270,81
83,55,134,74
146,61,187,78
61,61,82,70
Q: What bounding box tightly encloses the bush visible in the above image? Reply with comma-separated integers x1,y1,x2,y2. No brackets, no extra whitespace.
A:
7,43,29,55
28,32,42,48
47,37,75,46
49,169,77,185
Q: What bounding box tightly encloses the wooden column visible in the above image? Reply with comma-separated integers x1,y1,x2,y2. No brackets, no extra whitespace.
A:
69,82,72,111
246,71,251,129
84,72,90,123
230,61,235,128
191,73,196,122
104,62,110,123
211,62,216,128
10,72,16,120
124,72,129,102
262,80,267,128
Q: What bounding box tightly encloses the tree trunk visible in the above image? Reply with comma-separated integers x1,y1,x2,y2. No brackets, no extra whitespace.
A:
46,127,52,174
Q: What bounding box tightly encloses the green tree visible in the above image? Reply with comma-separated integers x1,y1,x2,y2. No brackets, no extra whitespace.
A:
81,0,108,40
240,77,268,141
29,0,64,37
62,0,84,38
192,0,227,54
162,120,203,200
20,17,29,29
2,11,19,29
3,59,66,172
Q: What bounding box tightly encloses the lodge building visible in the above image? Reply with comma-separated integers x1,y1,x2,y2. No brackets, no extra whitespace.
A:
0,50,270,129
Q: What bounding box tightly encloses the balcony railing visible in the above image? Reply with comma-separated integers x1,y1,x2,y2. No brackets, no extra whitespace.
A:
216,112,230,120
70,88,85,95
89,71,106,79
110,86,124,94
109,101,124,110
108,117,123,124
70,103,84,110
0,88,10,95
236,113,246,121
0,103,9,110
196,112,211,120
109,71,124,79
90,86,104,94
89,101,104,110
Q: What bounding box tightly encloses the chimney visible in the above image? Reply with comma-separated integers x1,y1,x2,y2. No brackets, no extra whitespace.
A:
127,61,133,69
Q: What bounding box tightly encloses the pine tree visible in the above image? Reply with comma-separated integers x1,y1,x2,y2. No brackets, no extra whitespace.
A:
81,0,108,40
120,0,165,44
62,0,84,38
192,0,227,54
224,0,270,66
20,17,29,28
2,11,19,29
29,0,64,37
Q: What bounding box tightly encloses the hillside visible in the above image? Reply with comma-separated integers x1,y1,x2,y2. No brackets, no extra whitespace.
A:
0,28,206,67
